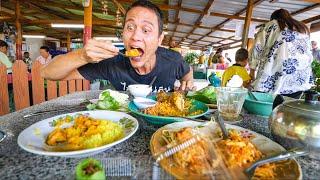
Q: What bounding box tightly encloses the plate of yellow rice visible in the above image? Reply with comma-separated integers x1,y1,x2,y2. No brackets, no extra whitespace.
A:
18,110,139,157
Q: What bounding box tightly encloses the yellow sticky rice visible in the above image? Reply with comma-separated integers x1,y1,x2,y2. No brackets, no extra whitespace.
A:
46,115,124,151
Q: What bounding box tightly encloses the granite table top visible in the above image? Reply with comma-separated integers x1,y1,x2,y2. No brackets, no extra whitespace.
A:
0,90,319,180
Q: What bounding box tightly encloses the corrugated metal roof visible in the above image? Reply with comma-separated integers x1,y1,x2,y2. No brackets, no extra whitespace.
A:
201,16,228,27
193,28,211,35
210,31,234,38
181,0,209,11
212,0,247,15
202,36,222,42
178,11,201,24
176,25,194,33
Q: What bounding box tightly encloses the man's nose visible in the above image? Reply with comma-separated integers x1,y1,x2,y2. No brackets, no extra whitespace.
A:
131,29,143,41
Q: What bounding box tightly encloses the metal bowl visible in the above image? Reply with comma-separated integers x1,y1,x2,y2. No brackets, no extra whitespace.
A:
269,91,320,159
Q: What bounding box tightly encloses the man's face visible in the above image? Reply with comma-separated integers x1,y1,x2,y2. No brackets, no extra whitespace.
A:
0,46,7,54
122,6,164,68
40,49,49,58
312,41,317,49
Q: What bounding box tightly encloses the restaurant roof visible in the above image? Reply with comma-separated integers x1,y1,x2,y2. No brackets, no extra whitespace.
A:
2,0,320,50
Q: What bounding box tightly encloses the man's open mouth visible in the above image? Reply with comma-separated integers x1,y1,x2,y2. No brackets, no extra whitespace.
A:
129,47,144,61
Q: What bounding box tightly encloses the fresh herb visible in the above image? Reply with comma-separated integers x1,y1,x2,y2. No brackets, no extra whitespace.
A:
119,117,134,129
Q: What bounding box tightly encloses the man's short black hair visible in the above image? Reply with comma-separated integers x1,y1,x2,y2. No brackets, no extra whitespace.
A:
235,48,248,62
24,52,29,55
125,0,164,36
0,40,8,48
40,46,49,52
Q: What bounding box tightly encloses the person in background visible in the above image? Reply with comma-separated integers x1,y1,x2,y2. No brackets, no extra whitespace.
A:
222,48,251,87
36,46,52,65
41,0,194,92
0,40,13,73
169,40,182,54
23,52,32,69
249,8,312,99
209,48,223,64
224,52,232,64
216,55,228,70
311,41,320,62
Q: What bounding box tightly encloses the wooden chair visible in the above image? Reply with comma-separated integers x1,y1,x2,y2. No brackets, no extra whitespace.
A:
0,60,90,115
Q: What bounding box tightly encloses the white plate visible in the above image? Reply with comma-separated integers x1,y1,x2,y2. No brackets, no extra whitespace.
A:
18,110,139,158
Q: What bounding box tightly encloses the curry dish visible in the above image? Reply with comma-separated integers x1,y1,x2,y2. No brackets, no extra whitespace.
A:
46,114,124,151
144,91,203,117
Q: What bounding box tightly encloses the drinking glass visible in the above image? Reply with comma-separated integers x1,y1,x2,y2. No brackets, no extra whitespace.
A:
216,87,248,122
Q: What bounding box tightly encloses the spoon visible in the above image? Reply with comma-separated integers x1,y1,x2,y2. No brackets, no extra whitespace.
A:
0,130,6,143
244,149,308,179
216,115,229,139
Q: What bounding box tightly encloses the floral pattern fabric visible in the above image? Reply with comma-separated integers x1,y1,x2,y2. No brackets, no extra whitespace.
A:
249,20,313,94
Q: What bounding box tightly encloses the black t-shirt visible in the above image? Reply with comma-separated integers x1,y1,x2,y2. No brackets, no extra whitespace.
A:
78,47,190,92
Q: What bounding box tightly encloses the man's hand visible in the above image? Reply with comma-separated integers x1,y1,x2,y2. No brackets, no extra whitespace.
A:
80,39,119,63
178,80,196,91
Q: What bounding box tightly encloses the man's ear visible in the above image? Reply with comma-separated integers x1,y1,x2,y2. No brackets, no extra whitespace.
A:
158,32,164,46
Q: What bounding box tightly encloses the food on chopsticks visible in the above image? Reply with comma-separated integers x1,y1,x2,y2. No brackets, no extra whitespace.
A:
144,91,203,117
125,48,141,57
76,158,106,180
86,89,129,111
46,114,124,151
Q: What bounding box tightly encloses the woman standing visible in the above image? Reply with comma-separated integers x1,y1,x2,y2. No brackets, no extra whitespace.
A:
249,9,313,98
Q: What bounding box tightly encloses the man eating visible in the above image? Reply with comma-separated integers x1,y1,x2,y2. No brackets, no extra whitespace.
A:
41,0,194,92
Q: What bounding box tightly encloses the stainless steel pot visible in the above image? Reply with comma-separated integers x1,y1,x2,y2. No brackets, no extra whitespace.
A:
269,91,320,159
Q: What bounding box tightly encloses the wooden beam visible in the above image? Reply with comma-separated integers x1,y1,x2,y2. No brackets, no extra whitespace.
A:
302,0,320,3
111,0,127,15
311,21,320,32
242,0,254,48
303,14,320,24
15,0,22,60
67,30,71,52
291,3,320,16
83,0,93,45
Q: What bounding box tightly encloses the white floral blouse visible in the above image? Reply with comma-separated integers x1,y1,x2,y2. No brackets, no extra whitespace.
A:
249,20,313,95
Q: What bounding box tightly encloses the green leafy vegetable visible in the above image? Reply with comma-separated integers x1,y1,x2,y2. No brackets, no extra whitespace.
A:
87,90,129,111
188,86,217,104
312,60,320,79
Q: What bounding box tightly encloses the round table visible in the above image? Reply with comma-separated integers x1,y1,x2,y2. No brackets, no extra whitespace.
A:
0,90,319,179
